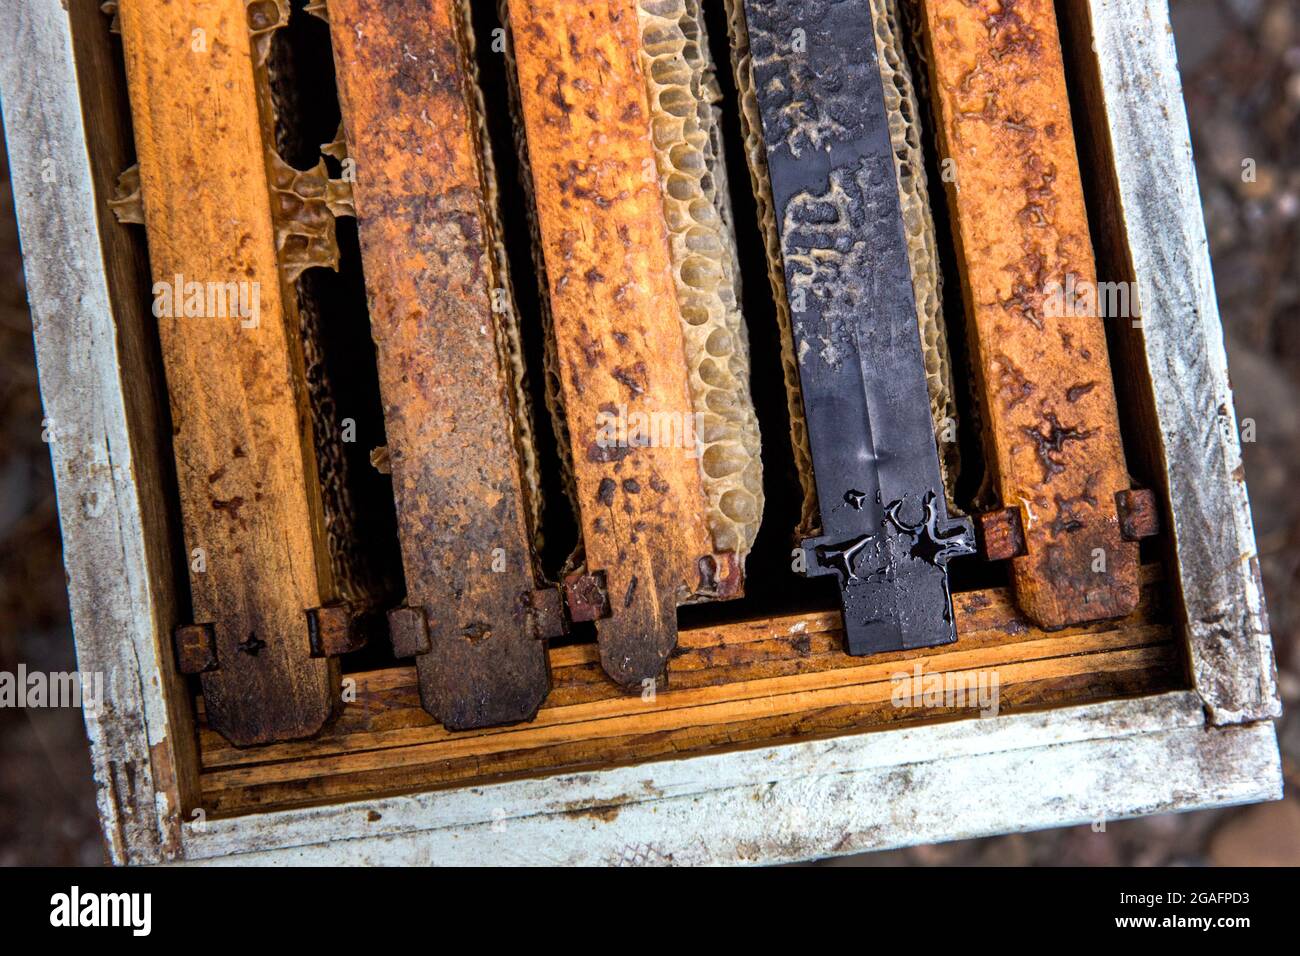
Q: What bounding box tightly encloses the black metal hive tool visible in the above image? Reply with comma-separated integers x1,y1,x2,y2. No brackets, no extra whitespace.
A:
738,0,974,655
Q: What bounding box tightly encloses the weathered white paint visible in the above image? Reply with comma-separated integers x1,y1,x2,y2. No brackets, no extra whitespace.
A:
0,0,1283,865
0,0,186,862
1084,0,1279,725
182,691,1207,858
185,709,1280,866
182,691,1280,864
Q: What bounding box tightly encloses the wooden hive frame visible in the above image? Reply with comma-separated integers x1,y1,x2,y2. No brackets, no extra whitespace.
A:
917,0,1145,630
728,0,978,657
114,0,361,748
0,0,1281,864
504,0,762,689
323,0,560,731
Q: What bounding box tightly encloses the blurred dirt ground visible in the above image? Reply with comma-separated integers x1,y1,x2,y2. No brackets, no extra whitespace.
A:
0,0,1296,866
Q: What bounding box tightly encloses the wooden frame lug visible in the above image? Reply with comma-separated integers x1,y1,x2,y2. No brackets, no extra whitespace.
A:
563,572,610,624
174,623,218,675
978,508,1029,562
1117,489,1160,541
387,605,431,659
307,603,363,658
527,587,569,640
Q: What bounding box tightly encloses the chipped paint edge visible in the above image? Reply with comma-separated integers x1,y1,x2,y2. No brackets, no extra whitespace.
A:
178,692,1280,865
0,0,186,864
1084,0,1279,724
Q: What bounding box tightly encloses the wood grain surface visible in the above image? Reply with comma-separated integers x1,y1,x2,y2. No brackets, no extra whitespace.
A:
118,0,338,745
919,0,1140,628
326,0,557,730
507,0,720,689
197,568,1181,815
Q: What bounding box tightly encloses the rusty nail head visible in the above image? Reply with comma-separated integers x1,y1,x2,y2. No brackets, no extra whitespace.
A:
308,603,363,657
978,507,1028,562
563,571,610,623
527,587,568,639
1116,488,1159,541
698,552,743,600
174,623,218,674
388,605,431,658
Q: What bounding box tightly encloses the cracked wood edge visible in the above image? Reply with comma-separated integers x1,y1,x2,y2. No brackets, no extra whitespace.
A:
507,0,716,689
180,691,1281,863
326,0,554,730
1075,0,1278,724
118,0,339,745
919,0,1140,628
0,0,194,864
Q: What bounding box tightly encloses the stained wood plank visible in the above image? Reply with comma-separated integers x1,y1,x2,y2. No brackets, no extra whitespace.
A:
195,571,1182,814
202,622,1170,771
325,0,557,730
0,0,196,862
185,709,1279,865
506,0,725,689
918,0,1140,628
118,0,339,745
1063,0,1278,724
201,645,1177,813
197,570,1170,767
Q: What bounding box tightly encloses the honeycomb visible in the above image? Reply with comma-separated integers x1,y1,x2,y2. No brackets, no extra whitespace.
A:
637,0,765,559
267,154,344,283
722,0,820,539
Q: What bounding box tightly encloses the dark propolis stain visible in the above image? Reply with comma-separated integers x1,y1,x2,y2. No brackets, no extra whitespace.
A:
1066,381,1097,403
611,364,646,397
1051,476,1100,535
1022,410,1093,482
996,351,1036,408
596,477,616,506
586,440,633,464
211,495,245,519
984,0,1043,60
